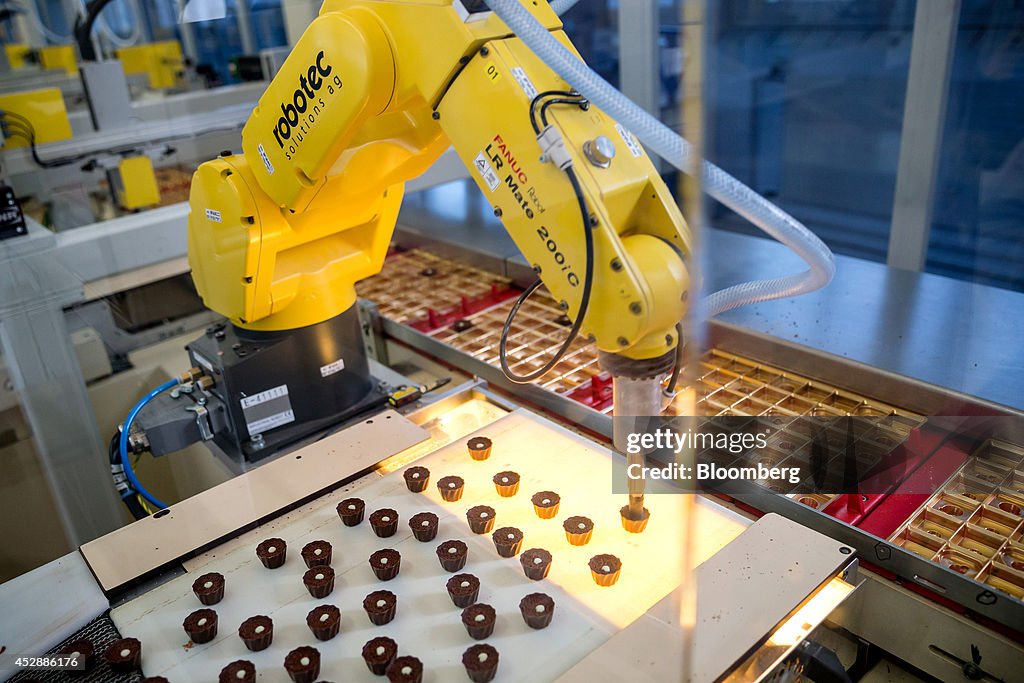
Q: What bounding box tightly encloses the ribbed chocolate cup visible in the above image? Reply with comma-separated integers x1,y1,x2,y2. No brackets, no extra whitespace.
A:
337,497,365,526
238,615,273,651
363,590,397,625
492,527,523,557
519,592,555,629
436,539,468,572
303,566,335,598
446,573,480,608
182,608,218,644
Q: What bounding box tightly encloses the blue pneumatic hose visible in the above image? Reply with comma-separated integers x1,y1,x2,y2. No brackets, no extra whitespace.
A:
119,378,180,510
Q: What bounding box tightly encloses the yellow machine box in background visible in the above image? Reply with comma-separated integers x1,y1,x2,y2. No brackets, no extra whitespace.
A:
116,41,184,90
0,88,73,147
4,44,31,69
39,45,78,75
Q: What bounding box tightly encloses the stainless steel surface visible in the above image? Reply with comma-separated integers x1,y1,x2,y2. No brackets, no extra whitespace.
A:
618,0,661,121
0,552,109,679
834,568,1024,682
561,514,856,683
362,249,925,421
53,204,190,292
65,82,265,135
2,103,250,180
80,409,429,593
80,61,135,131
395,180,1024,412
888,0,960,272
709,228,1023,413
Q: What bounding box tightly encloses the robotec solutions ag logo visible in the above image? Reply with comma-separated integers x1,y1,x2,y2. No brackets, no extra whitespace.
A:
271,51,343,159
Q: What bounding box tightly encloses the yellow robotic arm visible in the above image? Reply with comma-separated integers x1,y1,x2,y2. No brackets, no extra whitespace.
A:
188,0,692,367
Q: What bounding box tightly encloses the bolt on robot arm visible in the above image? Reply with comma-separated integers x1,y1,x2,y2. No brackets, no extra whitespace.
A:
187,0,692,491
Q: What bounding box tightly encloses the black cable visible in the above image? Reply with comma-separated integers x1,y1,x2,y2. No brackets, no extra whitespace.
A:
539,96,588,127
74,0,117,62
4,129,69,169
2,112,86,168
500,165,594,383
498,93,596,384
529,89,583,133
664,322,684,397
2,110,244,169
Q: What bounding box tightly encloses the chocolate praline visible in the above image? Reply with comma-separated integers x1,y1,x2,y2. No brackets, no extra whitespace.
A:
361,636,398,675
337,497,365,526
238,615,273,651
492,471,520,497
404,466,430,492
531,491,560,519
446,573,481,608
460,603,497,640
369,548,402,581
306,604,341,641
436,539,468,572
191,571,225,604
301,540,333,568
386,655,424,683
303,565,336,598
255,538,287,569
519,592,555,629
283,645,320,683
182,608,218,644
103,637,141,672
437,475,465,502
409,511,439,542
519,547,553,580
218,660,256,683
491,526,524,557
466,505,496,534
462,643,500,683
363,589,398,625
369,508,400,538
58,639,94,673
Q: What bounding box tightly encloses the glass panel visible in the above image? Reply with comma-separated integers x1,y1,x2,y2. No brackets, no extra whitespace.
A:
927,1,1024,291
706,0,915,262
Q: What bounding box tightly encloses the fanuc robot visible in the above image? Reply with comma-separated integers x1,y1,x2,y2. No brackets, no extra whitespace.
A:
183,0,692,525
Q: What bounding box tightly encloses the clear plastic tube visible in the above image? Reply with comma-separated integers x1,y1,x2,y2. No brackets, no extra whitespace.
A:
486,0,836,317
77,0,143,49
15,0,72,43
549,0,582,16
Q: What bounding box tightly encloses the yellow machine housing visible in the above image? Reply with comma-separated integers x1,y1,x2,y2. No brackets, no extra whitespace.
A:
117,41,184,90
38,45,78,75
114,156,161,210
0,88,73,147
188,0,691,361
4,44,31,69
